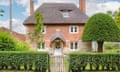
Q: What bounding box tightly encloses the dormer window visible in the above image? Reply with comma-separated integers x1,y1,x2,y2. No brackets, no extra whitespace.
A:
63,12,70,18
60,9,72,18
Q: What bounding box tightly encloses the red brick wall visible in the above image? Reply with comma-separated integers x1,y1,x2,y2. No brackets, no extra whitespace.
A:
25,24,84,49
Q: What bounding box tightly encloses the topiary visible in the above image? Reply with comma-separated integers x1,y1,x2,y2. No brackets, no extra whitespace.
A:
82,13,120,52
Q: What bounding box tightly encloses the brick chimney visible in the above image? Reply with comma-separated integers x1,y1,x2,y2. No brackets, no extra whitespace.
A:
80,0,86,13
30,0,34,15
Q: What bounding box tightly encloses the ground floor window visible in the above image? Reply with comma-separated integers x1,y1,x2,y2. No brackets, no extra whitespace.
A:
70,42,78,50
41,42,45,49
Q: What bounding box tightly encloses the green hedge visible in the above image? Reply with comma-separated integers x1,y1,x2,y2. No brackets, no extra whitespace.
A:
69,52,120,72
0,51,50,72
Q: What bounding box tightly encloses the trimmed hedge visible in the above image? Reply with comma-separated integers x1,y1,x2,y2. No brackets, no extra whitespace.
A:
0,51,50,72
69,52,120,72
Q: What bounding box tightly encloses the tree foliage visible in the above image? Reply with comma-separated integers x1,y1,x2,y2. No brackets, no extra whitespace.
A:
0,29,30,51
0,30,15,51
0,9,4,16
115,8,120,29
106,10,117,17
82,13,120,52
29,12,44,49
82,13,120,42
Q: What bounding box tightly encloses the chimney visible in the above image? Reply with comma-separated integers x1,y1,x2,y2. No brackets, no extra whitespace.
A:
80,0,86,13
30,0,34,15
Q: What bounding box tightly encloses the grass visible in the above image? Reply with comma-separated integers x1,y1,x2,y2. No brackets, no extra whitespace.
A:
0,70,33,72
63,56,69,72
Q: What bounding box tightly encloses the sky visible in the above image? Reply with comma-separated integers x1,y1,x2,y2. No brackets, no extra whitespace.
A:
0,0,120,34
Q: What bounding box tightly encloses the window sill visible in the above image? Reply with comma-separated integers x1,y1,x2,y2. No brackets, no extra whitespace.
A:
69,49,79,51
37,49,47,52
69,32,78,34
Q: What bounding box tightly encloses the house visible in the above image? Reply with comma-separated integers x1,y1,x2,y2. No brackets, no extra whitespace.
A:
23,0,92,55
0,27,26,41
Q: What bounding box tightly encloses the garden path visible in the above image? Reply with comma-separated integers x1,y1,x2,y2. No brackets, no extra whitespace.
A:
51,56,66,72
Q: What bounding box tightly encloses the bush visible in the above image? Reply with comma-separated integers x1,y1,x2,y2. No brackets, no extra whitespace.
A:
69,52,120,71
104,42,119,50
14,40,30,51
0,51,50,72
0,30,30,51
0,30,15,51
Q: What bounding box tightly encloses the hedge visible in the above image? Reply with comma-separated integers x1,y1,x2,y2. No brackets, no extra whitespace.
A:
0,51,50,72
69,52,120,72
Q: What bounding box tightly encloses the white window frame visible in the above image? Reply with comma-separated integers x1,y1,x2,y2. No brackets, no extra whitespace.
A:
69,42,78,51
62,12,70,18
69,25,79,34
40,42,46,49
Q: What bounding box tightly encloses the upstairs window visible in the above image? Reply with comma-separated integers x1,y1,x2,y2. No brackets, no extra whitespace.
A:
41,26,46,34
69,26,79,34
62,12,70,18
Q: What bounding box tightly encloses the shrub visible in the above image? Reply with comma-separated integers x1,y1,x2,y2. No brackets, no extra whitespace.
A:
0,51,50,72
0,30,30,51
14,40,30,51
0,30,15,51
69,52,120,71
104,42,119,50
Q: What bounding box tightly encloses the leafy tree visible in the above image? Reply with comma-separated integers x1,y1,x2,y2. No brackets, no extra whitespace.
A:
115,8,120,29
0,9,4,16
106,10,117,17
82,13,120,52
29,12,44,49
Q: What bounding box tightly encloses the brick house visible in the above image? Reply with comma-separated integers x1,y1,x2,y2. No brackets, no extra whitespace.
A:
23,0,91,55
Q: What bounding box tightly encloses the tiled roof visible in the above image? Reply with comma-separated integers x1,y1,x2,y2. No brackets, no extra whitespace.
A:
50,32,66,42
24,3,88,25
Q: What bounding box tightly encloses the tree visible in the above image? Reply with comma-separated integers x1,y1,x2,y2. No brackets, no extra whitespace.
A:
107,10,117,17
29,12,44,49
0,30,15,51
115,8,120,29
9,0,12,34
0,9,4,16
82,13,120,52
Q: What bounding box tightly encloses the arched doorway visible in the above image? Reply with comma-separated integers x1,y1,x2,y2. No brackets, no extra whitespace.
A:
50,32,66,56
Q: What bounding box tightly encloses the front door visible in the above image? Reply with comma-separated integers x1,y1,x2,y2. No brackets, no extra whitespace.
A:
54,41,62,56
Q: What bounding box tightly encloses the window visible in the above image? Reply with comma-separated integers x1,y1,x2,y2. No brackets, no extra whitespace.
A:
62,12,70,18
70,42,74,49
41,26,46,34
41,42,45,49
70,42,78,50
75,42,78,49
60,9,72,18
70,26,79,34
